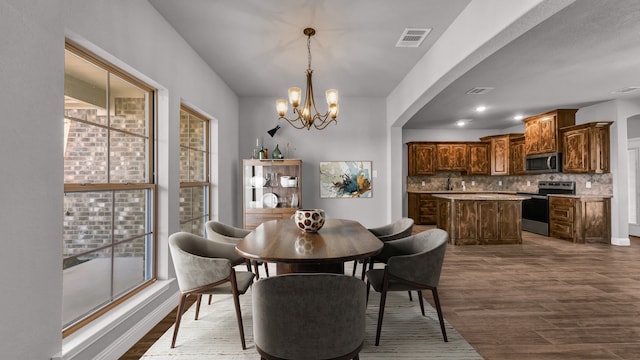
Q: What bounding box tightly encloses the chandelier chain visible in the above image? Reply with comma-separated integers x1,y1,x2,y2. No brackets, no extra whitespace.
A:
307,34,312,70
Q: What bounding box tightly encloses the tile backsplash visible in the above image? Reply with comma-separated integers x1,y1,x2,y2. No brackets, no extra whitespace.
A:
407,172,612,195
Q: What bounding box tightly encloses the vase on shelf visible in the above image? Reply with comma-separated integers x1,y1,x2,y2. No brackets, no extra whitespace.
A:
272,144,283,159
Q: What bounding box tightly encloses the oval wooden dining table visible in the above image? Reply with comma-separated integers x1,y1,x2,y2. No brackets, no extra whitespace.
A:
236,218,383,274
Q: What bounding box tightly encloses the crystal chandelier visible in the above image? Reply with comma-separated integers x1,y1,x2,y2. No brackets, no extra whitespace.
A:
276,28,339,130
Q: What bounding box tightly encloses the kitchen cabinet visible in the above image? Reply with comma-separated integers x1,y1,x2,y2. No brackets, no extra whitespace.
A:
408,193,438,225
407,142,436,176
549,195,611,244
509,135,526,175
561,122,612,173
480,134,524,176
436,143,467,171
466,142,490,175
243,159,302,230
434,194,525,245
523,109,577,155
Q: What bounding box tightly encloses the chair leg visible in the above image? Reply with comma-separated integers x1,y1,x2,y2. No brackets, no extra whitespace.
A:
252,261,260,280
432,288,448,342
360,259,368,280
194,294,202,320
351,259,358,276
230,272,247,350
171,293,189,348
417,290,425,316
245,259,252,272
408,291,413,301
263,262,270,277
375,283,389,346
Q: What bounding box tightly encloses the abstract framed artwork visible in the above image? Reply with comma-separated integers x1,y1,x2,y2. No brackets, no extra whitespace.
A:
319,161,372,198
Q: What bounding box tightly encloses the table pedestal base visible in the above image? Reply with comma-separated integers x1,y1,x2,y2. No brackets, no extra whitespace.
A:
276,262,344,275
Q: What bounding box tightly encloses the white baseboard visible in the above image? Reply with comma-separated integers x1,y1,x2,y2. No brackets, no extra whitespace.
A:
611,237,631,246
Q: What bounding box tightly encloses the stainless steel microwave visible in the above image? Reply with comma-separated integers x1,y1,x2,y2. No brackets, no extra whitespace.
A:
525,152,562,174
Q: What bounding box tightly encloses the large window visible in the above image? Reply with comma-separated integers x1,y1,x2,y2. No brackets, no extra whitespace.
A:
179,106,210,236
63,43,156,334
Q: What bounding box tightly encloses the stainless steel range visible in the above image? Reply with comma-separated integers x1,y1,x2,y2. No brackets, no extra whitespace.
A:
517,181,576,236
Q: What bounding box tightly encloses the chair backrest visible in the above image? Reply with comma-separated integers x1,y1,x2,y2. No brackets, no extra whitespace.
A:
169,232,232,292
387,228,448,288
205,220,251,244
252,273,366,360
369,217,414,241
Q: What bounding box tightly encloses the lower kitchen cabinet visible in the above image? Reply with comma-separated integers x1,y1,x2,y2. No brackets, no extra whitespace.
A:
549,195,611,243
408,193,438,225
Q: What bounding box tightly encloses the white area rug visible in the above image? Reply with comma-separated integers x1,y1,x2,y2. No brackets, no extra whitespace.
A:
142,272,482,359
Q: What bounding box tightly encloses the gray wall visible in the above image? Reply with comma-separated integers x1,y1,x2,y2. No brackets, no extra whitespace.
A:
1,0,240,359
239,97,388,228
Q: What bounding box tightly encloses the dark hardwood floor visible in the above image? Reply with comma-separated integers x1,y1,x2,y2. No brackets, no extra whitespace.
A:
121,229,640,359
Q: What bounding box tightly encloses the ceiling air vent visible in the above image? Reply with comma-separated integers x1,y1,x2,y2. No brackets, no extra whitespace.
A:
396,28,431,48
465,87,494,95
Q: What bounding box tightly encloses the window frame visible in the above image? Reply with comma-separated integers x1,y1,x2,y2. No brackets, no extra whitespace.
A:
179,105,211,236
62,41,157,337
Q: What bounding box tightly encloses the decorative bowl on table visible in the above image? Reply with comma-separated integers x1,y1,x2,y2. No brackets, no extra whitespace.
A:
294,209,325,232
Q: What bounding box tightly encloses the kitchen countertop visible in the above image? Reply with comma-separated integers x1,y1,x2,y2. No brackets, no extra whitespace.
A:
432,193,530,201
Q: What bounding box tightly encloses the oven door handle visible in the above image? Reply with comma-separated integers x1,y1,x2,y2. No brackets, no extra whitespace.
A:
526,194,547,200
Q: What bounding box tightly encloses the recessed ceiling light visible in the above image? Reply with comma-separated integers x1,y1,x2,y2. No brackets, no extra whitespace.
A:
475,106,486,112
513,115,523,120
456,119,472,127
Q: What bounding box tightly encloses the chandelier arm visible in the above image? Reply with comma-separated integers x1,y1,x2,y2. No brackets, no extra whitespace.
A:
278,116,309,130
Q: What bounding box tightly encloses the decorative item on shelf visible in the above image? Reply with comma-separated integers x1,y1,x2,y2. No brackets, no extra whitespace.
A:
267,125,280,137
253,137,263,159
275,27,339,130
294,209,325,232
250,176,266,188
291,193,299,207
272,144,283,159
262,193,278,208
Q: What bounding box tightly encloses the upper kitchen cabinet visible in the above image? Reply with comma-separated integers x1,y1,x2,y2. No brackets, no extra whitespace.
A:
479,134,523,176
407,142,436,176
436,143,467,171
523,109,577,155
509,134,527,175
561,121,612,173
466,142,490,175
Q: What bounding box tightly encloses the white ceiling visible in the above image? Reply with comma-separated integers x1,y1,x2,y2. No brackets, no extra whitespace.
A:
149,0,640,130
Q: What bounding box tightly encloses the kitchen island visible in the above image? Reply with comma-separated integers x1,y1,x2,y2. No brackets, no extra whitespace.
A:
433,193,530,245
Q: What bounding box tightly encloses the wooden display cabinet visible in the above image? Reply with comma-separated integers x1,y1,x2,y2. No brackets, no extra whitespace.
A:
243,159,302,230
523,109,577,155
407,142,436,176
561,121,612,173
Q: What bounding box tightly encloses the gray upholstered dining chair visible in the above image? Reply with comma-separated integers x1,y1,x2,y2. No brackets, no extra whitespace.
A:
365,228,449,346
205,220,269,278
168,232,255,349
252,273,367,360
353,217,414,279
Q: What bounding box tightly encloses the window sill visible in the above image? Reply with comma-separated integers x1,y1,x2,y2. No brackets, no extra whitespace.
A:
56,279,177,360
